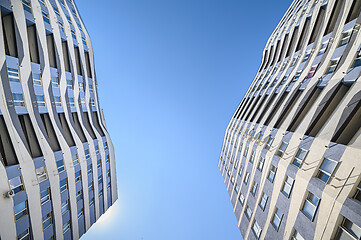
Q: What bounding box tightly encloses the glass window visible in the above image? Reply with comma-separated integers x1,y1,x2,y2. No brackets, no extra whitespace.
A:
76,190,83,202
272,208,283,230
58,21,64,32
268,165,277,183
351,50,361,68
104,141,108,150
72,153,79,165
60,178,67,192
12,93,25,107
36,166,48,182
244,145,248,157
17,228,30,240
98,175,103,185
293,148,308,168
252,220,262,239
54,96,61,107
250,150,255,163
106,154,110,163
251,181,258,196
75,170,81,183
61,200,69,214
282,176,294,197
87,164,92,175
36,95,46,107
326,59,339,74
98,189,103,198
32,73,42,85
9,176,24,194
316,158,337,183
338,31,352,47
307,64,318,79
245,205,253,219
97,159,102,169
67,78,73,89
258,157,265,171
40,188,50,205
259,192,268,210
318,41,328,56
239,194,245,205
88,181,93,192
42,11,50,24
276,141,288,157
89,197,94,206
85,149,90,159
234,184,239,193
335,217,361,240
69,97,75,107
56,159,65,173
301,192,320,220
14,201,28,221
71,29,76,40
77,208,83,219
7,67,20,82
238,164,243,177
291,229,305,240
63,220,70,234
107,182,111,189
244,172,250,184
42,212,52,230
95,145,100,155
22,0,32,13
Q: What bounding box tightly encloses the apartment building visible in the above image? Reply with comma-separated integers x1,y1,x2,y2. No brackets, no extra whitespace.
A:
219,0,361,239
0,0,117,239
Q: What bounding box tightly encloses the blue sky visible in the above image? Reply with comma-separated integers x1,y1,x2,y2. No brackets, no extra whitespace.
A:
76,0,291,239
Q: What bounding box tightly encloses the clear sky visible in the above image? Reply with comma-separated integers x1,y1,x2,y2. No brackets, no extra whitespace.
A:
76,0,291,239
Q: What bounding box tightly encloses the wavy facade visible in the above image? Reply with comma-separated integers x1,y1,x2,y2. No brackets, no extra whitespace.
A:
0,0,117,239
219,0,361,239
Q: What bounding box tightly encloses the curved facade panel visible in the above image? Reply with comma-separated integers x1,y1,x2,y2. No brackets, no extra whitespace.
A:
219,0,361,239
0,0,117,239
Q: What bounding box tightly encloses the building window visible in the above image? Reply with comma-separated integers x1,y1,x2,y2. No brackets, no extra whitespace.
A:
238,164,243,177
98,189,103,198
338,31,352,47
97,159,102,169
72,153,79,165
293,148,308,168
239,194,245,205
291,229,305,240
98,175,103,185
67,78,73,89
14,201,28,221
268,165,277,183
61,200,69,214
276,141,288,157
12,93,25,107
257,157,265,171
107,169,111,178
42,212,52,230
95,145,100,155
22,0,32,13
17,228,30,240
252,220,262,239
250,150,255,163
351,50,361,68
77,208,84,219
7,67,20,82
106,154,110,163
9,176,24,194
354,181,361,201
32,73,42,85
89,197,94,206
76,190,83,202
104,141,108,150
316,158,337,183
71,29,76,40
36,166,48,182
335,217,361,240
36,95,46,107
82,36,87,46
54,96,62,107
107,182,111,190
326,59,339,74
88,181,93,192
234,184,240,193
303,52,310,62
245,205,253,219
281,176,294,198
58,21,64,32
66,15,72,25
78,82,84,92
87,164,92,175
56,159,65,173
85,149,90,159
259,192,268,211
60,178,68,192
63,220,71,234
40,188,50,205
244,146,249,157
318,41,328,56
244,172,250,184
69,97,75,107
271,208,283,230
301,192,320,220
42,11,50,24
251,181,258,196
306,64,318,79
75,170,81,183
